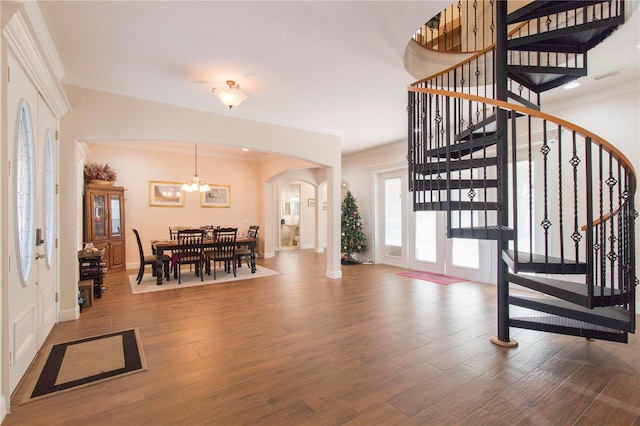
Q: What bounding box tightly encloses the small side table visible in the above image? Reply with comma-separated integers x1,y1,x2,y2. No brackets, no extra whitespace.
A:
78,279,94,309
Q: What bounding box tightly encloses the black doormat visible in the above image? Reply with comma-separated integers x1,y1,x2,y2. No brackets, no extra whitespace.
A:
21,328,147,404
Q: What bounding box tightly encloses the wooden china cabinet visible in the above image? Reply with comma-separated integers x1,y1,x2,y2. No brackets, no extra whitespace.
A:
83,183,126,272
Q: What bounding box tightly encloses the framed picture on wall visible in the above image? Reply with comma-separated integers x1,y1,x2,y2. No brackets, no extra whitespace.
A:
201,184,231,208
149,181,184,207
307,198,316,207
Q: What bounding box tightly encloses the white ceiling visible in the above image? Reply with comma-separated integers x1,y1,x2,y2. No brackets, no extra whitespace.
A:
36,1,448,155
35,1,638,157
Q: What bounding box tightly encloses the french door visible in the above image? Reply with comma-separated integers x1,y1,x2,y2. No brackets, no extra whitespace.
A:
377,168,494,283
8,53,59,393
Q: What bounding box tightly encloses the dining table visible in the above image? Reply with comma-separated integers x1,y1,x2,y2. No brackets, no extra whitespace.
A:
152,236,257,285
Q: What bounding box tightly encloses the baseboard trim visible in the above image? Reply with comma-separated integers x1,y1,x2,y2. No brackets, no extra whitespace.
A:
59,306,79,322
326,269,342,279
1,394,7,424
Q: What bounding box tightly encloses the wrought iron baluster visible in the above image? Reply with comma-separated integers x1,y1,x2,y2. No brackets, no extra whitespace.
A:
599,145,605,299
607,153,617,296
585,137,594,300
570,131,581,266
557,125,565,265
540,120,551,266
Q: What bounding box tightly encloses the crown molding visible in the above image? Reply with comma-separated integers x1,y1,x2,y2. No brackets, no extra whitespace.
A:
3,1,70,118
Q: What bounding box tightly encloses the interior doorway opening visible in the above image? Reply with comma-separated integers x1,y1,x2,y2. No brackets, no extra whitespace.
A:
280,181,301,250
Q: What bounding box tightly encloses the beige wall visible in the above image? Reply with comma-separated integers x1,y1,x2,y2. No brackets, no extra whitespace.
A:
83,143,264,269
342,141,407,263
59,86,343,321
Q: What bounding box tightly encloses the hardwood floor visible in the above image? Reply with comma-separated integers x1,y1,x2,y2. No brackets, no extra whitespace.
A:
4,250,640,425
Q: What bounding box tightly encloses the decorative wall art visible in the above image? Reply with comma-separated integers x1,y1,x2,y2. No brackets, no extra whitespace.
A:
149,181,184,207
201,184,231,208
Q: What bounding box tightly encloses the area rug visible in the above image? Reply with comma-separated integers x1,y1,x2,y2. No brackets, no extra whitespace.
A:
130,265,280,294
397,270,467,285
21,328,147,404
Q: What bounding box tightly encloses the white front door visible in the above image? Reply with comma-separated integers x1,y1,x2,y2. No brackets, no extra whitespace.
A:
377,167,495,283
36,95,59,347
8,53,58,393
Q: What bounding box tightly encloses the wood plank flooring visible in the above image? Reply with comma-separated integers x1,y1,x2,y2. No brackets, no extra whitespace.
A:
4,250,640,425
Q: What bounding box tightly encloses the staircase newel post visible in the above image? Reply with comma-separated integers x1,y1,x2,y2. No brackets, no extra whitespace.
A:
490,0,517,348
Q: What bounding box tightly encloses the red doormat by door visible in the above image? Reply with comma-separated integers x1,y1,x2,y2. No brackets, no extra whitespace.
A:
397,270,467,285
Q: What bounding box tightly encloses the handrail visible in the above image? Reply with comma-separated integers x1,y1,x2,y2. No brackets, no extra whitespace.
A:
407,86,637,186
581,209,619,232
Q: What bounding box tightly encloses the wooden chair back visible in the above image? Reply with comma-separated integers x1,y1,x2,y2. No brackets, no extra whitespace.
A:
175,229,205,262
212,228,238,261
247,225,260,239
201,225,217,240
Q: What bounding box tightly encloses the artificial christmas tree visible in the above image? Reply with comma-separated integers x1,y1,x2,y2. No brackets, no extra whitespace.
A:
341,190,367,265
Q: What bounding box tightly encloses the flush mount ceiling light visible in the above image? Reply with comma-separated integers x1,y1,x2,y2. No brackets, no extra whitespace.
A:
213,80,247,109
182,143,210,193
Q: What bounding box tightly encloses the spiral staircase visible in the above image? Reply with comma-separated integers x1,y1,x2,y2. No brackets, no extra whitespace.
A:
408,0,636,344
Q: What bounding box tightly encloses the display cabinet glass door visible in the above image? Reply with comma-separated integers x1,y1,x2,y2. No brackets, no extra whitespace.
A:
110,195,122,237
92,193,107,238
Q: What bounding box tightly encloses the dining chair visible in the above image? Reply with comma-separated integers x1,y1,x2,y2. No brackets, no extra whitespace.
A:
206,227,237,279
171,229,206,284
132,228,171,284
200,225,218,240
235,225,259,268
169,225,190,240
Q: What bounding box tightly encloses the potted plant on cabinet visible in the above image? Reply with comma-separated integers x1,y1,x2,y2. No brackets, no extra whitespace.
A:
84,162,117,186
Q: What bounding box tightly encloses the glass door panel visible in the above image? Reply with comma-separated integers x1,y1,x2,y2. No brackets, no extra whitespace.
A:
384,177,402,257
93,194,106,238
446,210,493,282
110,194,122,237
415,211,437,262
410,210,445,274
378,171,406,267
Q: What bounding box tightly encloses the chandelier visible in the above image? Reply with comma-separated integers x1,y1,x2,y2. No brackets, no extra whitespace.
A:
213,80,247,109
182,144,210,192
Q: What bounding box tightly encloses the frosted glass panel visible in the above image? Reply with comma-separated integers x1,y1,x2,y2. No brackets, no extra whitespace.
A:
415,211,436,262
450,211,480,269
384,177,402,257
110,195,121,237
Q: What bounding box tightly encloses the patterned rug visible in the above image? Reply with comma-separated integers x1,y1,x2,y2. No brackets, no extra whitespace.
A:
130,265,280,294
397,270,467,285
21,328,147,404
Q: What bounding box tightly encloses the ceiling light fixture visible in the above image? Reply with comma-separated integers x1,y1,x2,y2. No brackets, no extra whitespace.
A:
213,80,247,109
182,144,210,192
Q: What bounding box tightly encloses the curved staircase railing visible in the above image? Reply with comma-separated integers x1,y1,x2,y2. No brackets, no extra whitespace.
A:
407,0,635,344
413,0,496,53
